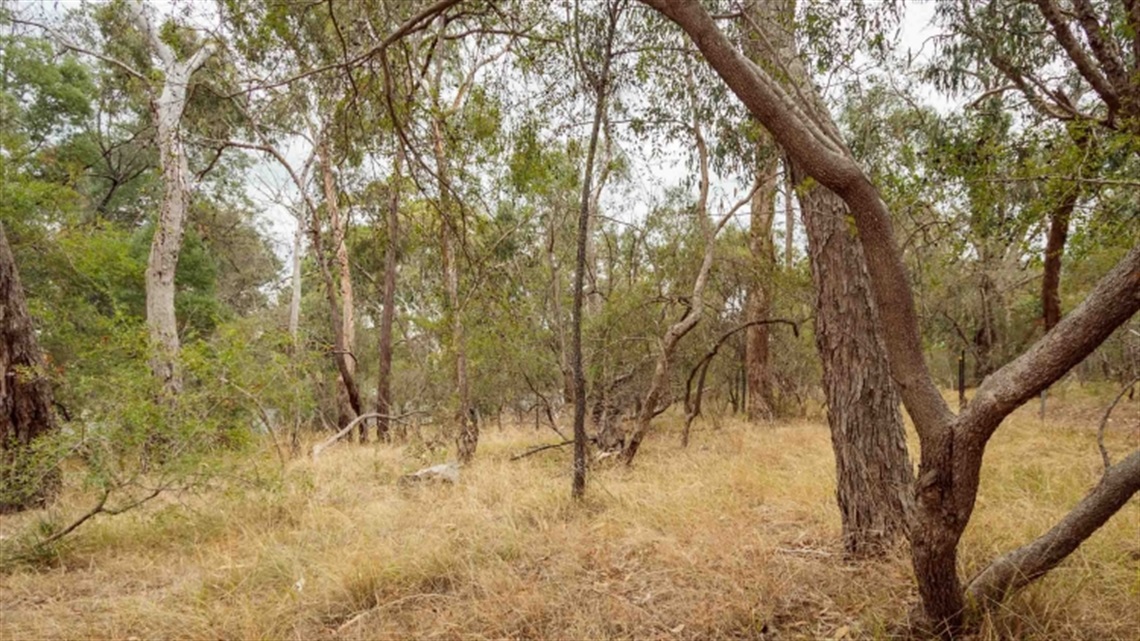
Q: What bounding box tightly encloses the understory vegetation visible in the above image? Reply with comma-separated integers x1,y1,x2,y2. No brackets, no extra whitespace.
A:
2,389,1136,641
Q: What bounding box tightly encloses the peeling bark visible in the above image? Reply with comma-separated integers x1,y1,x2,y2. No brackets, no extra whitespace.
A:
128,0,215,396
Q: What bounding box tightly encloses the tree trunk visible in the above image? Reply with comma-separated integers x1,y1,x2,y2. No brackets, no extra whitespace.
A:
642,0,1140,632
751,0,914,557
288,212,303,347
318,136,360,441
795,166,916,556
1039,186,1077,416
623,94,749,464
745,147,778,422
0,223,58,513
432,114,475,463
376,144,403,442
784,160,795,269
128,0,214,397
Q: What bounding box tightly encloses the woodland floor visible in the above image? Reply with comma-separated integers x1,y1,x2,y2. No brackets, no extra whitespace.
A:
1,386,1138,641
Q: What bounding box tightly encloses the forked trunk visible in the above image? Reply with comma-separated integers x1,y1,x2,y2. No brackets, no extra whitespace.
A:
128,0,215,397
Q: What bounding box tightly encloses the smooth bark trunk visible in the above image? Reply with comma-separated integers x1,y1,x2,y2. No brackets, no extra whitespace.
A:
319,137,360,440
128,0,215,396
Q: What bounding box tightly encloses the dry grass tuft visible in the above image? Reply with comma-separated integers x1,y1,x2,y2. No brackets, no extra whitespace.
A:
1,388,1137,640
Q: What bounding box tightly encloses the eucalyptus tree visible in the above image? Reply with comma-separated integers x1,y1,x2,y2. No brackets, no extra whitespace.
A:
0,222,58,513
640,0,1140,634
120,0,216,395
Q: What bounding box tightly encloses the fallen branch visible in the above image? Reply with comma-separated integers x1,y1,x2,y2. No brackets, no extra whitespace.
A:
510,440,575,461
311,412,419,459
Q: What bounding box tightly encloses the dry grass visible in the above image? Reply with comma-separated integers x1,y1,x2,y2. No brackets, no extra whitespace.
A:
1,387,1137,640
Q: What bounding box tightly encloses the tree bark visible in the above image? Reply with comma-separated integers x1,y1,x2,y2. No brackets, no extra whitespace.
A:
376,144,404,442
0,223,58,513
744,145,778,422
570,0,620,496
128,0,215,397
641,0,1140,632
431,91,475,464
288,212,303,347
748,0,914,556
966,448,1140,606
794,165,915,556
318,135,360,440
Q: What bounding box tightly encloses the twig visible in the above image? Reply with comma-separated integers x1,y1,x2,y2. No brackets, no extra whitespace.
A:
510,440,575,461
1098,375,1140,471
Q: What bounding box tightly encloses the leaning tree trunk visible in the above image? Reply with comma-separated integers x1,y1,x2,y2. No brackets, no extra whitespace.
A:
640,0,1140,635
0,223,58,513
376,144,403,442
795,165,916,556
129,0,215,397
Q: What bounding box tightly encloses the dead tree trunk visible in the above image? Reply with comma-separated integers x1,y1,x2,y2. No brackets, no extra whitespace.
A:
0,223,58,513
128,0,215,396
376,144,404,442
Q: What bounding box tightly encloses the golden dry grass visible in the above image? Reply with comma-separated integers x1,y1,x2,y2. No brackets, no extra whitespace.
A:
1,386,1137,641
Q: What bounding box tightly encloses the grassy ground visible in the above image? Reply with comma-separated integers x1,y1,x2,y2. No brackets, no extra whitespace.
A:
1,386,1137,640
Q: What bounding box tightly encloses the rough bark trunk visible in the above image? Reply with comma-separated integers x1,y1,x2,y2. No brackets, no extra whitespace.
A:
745,149,778,422
795,166,916,556
751,0,914,556
128,0,214,397
967,448,1140,606
376,144,403,442
0,223,58,513
640,0,1140,633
